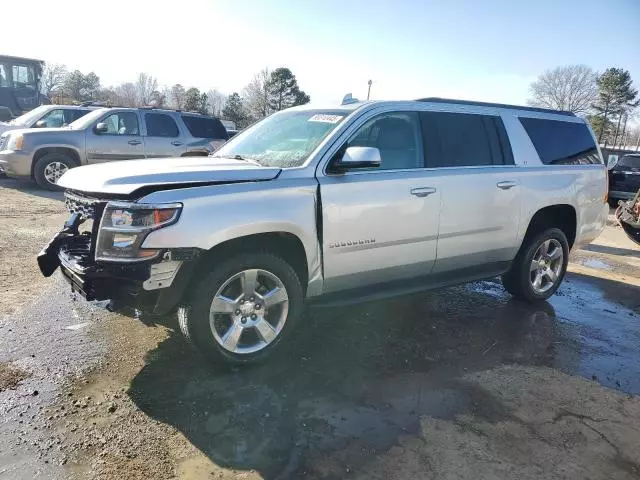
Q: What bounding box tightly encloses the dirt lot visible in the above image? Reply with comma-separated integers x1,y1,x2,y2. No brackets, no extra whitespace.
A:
0,179,66,315
1,176,639,480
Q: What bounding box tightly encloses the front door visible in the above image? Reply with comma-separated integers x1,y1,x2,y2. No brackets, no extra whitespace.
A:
419,110,521,273
142,112,187,158
318,111,442,293
85,111,145,163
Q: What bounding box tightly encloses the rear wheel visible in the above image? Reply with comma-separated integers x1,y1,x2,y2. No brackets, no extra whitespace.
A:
502,228,569,303
33,153,75,190
178,252,304,365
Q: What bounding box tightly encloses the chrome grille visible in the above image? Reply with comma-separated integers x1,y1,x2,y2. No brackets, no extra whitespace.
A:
64,192,105,220
0,136,5,151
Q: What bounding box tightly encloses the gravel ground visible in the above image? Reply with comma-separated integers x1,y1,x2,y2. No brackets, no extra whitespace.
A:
1,177,639,480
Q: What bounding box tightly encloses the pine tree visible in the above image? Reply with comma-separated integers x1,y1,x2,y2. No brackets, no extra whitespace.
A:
266,68,310,112
593,68,638,143
184,87,201,112
222,93,248,128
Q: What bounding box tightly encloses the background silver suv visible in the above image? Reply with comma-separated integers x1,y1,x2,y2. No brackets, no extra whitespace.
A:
0,104,96,135
0,107,229,189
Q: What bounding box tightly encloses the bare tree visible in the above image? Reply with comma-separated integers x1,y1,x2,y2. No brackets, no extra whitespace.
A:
41,63,68,100
528,65,598,115
170,84,186,109
243,68,271,121
114,83,138,107
135,73,158,106
206,89,226,116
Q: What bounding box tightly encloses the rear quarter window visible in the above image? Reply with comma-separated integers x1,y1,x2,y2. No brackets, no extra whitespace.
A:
519,117,602,165
181,115,228,140
617,155,640,169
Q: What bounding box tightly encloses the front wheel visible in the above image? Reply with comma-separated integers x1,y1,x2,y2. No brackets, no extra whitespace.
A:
33,153,75,190
502,228,569,303
178,252,304,365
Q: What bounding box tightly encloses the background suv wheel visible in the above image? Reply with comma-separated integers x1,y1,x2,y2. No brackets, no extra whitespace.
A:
33,152,75,190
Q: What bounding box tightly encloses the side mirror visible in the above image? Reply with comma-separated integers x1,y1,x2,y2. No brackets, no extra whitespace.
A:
332,146,381,172
35,120,47,128
94,122,108,134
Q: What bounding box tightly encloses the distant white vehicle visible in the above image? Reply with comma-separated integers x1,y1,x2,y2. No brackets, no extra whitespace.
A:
0,104,96,136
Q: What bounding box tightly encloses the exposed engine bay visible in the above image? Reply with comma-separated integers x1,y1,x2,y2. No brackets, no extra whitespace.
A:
615,190,640,246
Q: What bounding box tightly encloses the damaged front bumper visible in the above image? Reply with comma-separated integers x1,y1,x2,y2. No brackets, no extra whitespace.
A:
37,215,199,315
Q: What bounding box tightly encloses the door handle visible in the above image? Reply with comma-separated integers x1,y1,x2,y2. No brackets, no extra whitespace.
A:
171,140,183,146
128,140,141,145
497,181,517,190
410,187,437,197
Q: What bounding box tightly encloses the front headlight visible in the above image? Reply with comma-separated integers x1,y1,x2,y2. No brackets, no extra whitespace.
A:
6,133,24,151
95,201,182,262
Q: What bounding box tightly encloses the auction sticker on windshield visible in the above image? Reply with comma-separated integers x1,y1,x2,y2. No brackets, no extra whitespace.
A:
308,114,344,123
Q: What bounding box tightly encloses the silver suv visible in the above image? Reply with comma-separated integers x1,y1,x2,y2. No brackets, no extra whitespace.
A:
38,98,609,365
0,107,229,189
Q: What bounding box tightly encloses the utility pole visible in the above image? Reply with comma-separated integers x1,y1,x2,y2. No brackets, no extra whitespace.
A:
367,80,372,100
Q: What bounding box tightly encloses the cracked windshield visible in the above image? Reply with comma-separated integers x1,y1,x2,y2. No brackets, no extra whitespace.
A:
1,1,639,480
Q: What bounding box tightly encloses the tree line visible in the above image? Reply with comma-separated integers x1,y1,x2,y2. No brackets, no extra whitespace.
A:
528,65,639,149
41,64,310,128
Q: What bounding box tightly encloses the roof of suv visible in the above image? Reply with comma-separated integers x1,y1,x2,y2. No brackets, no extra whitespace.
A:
89,106,217,117
293,97,578,118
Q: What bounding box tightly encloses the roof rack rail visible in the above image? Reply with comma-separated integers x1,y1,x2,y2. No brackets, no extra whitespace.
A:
79,101,113,108
415,97,576,117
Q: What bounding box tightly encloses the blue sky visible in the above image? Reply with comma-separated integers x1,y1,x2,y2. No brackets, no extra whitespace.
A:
4,0,639,105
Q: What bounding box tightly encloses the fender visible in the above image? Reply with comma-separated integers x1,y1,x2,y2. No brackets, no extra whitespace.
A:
138,177,323,294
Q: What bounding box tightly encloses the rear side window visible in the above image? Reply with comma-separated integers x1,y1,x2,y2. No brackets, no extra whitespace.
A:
64,109,90,125
420,111,512,167
145,113,179,137
519,117,601,165
181,115,228,140
617,155,640,169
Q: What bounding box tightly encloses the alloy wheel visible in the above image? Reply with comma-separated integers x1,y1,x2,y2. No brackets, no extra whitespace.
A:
529,239,564,294
209,269,289,354
43,161,68,184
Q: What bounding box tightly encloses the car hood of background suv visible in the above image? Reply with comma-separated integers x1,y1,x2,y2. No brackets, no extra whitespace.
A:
57,157,282,196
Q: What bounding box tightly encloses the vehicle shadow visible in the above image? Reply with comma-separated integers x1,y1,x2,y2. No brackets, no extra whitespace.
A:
582,243,639,257
0,176,64,202
127,282,564,478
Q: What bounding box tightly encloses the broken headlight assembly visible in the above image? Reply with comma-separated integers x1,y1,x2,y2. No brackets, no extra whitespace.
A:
95,202,182,262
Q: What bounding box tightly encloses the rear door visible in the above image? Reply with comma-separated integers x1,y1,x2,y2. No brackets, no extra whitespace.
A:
142,112,186,158
421,110,522,273
85,110,145,163
318,111,442,292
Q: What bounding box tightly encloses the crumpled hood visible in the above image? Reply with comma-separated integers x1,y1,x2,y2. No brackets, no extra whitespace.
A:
57,157,282,195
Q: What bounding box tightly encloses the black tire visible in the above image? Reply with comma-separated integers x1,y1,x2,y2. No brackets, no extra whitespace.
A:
178,252,304,365
33,152,76,190
501,228,569,303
